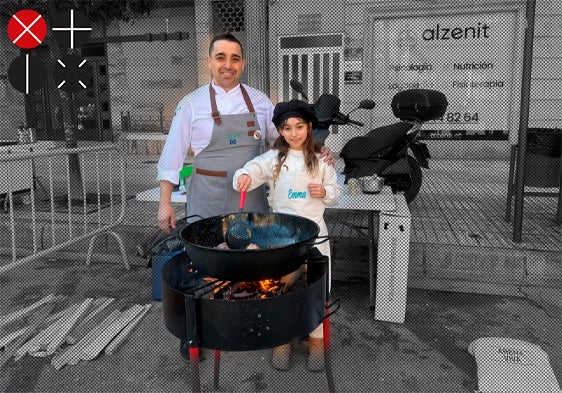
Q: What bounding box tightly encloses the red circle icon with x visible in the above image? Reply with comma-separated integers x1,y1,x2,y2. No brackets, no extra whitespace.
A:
7,9,47,49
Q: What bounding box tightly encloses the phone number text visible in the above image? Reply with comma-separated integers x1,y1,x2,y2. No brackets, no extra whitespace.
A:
429,112,479,124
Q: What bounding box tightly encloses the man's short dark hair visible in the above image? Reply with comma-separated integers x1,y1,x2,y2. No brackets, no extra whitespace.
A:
209,32,244,57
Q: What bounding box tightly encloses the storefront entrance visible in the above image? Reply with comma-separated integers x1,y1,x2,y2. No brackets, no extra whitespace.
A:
24,42,112,141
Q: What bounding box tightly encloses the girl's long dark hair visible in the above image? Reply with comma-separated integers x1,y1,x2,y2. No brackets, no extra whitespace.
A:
271,117,322,186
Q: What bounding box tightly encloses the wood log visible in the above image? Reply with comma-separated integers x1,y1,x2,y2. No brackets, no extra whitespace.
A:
280,264,307,294
14,303,82,360
0,294,56,328
43,303,80,326
0,327,28,350
104,304,152,356
0,303,56,369
45,298,93,355
51,310,121,370
65,298,123,345
43,297,106,327
21,301,84,357
80,304,144,361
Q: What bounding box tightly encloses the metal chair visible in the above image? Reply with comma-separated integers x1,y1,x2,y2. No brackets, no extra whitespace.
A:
505,144,562,225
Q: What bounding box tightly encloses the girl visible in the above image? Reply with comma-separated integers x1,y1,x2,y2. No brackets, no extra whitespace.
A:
233,99,342,371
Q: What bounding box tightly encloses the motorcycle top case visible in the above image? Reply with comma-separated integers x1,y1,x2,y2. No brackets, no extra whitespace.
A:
391,89,447,121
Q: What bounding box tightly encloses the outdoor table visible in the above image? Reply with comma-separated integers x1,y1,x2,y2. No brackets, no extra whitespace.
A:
136,185,187,203
328,174,402,314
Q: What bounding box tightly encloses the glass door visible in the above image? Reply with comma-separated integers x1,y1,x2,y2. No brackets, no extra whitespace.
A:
74,43,111,141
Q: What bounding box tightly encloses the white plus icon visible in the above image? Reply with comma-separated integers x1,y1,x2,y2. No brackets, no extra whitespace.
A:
52,9,92,49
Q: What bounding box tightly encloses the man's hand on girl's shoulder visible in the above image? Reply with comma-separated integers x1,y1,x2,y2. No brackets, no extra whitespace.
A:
319,146,335,167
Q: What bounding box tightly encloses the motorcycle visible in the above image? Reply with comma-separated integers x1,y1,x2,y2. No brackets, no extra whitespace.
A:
289,80,375,146
290,80,448,203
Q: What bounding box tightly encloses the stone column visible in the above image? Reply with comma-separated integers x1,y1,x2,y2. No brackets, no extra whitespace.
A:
244,0,269,95
194,0,213,86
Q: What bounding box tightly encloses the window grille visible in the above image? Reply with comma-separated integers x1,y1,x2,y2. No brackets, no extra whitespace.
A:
212,0,245,33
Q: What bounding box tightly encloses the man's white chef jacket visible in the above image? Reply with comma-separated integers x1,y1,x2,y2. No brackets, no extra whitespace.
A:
157,82,278,184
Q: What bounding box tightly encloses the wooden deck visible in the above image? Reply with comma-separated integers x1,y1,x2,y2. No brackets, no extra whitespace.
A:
410,160,560,251
327,159,561,294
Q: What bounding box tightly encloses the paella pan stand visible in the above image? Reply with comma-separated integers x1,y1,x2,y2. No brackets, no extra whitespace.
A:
161,249,339,392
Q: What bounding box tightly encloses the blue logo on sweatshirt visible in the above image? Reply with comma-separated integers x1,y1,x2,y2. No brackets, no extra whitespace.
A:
288,188,307,199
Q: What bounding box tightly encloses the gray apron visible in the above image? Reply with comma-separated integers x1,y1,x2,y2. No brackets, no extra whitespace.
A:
186,84,269,219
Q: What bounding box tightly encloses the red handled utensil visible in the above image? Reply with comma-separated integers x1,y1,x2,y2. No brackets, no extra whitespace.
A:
225,189,252,249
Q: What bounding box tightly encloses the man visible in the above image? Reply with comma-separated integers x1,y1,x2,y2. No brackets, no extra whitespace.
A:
157,32,278,232
156,32,281,362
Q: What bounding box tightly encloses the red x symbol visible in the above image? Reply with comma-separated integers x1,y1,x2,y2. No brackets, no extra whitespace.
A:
7,9,47,49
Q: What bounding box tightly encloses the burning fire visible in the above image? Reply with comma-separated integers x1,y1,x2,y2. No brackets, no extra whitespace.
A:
209,279,284,300
258,279,279,293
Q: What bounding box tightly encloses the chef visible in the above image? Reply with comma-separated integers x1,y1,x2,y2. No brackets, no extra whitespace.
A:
157,32,278,231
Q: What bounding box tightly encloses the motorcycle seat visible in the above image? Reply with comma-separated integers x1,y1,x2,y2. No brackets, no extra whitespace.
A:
340,122,412,160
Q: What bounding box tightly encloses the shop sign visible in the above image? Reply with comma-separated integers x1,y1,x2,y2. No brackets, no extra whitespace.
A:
369,11,518,136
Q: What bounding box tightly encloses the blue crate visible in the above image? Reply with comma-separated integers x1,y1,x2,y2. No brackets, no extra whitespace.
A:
152,248,185,300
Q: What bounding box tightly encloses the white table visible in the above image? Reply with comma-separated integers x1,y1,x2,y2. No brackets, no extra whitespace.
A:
136,185,187,203
0,141,56,197
328,174,400,312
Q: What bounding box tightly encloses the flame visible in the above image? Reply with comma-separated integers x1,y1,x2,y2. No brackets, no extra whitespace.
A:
258,279,278,292
208,278,283,300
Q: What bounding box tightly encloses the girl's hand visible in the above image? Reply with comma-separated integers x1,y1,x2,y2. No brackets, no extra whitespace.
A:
237,174,252,191
308,183,326,199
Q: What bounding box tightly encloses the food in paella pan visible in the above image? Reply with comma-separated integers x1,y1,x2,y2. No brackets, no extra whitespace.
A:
216,242,260,250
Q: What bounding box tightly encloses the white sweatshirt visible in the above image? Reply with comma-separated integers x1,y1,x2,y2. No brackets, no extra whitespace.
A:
233,148,342,259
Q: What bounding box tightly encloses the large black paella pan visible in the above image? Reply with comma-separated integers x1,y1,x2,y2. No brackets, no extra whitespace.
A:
180,212,327,281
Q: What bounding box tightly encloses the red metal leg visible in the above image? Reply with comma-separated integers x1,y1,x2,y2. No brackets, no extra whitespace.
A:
323,302,331,351
189,347,201,393
324,301,336,393
213,350,221,390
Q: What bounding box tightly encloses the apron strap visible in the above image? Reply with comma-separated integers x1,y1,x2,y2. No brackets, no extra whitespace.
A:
239,84,255,113
209,83,255,125
209,84,222,125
